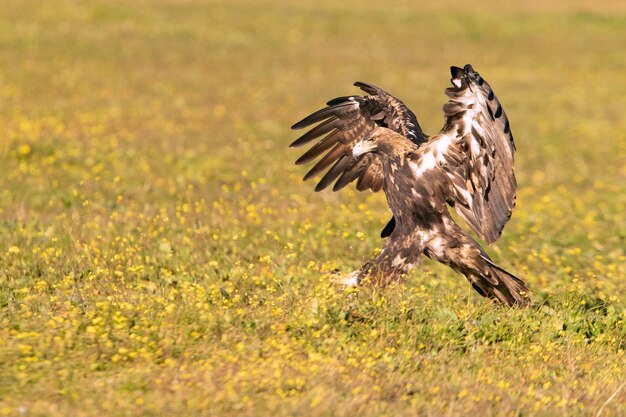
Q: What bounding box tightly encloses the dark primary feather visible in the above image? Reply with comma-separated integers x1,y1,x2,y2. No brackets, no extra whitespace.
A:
290,83,428,193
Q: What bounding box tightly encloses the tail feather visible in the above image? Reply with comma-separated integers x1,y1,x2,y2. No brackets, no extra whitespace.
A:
474,255,531,306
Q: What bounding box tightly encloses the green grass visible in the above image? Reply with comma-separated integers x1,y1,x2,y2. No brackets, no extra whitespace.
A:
1,0,625,416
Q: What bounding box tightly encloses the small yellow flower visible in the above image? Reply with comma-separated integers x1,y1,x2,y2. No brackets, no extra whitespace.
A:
18,144,31,156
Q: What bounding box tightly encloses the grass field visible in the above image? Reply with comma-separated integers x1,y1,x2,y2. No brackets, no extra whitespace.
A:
1,0,625,416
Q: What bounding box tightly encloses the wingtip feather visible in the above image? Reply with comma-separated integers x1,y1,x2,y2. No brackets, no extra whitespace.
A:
353,81,382,95
450,66,464,79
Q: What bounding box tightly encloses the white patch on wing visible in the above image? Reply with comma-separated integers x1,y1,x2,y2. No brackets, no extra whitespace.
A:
435,135,453,163
411,152,436,176
454,91,480,139
469,136,481,156
458,89,476,106
411,133,454,178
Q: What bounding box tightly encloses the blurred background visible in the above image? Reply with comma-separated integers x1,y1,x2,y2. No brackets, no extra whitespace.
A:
1,0,625,415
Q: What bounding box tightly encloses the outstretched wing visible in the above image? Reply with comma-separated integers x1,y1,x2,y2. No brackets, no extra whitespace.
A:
418,64,517,244
290,82,428,192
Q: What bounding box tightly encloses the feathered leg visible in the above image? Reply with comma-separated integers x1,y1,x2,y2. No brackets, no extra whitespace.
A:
335,229,423,287
423,217,531,306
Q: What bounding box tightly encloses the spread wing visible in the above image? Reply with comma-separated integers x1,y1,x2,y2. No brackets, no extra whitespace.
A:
290,82,428,192
419,64,516,244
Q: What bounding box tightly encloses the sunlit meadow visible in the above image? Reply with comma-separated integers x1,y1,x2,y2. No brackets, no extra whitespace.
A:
1,0,625,416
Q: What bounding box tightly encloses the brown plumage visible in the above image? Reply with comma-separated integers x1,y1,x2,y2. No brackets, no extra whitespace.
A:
290,64,531,307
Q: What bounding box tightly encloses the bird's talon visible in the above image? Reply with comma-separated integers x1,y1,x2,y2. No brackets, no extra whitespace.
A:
329,270,360,289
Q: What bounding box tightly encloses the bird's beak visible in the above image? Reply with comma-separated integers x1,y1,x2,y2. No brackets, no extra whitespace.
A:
352,140,378,158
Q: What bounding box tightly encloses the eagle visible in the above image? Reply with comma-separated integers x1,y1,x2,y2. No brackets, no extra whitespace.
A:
290,64,531,306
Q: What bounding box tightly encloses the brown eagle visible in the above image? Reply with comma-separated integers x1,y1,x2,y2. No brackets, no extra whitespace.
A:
290,64,531,306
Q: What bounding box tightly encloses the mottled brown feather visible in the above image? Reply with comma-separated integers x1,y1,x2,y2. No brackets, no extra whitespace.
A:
291,84,428,193
427,64,517,244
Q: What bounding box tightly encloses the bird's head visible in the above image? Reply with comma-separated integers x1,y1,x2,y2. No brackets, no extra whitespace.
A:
352,137,379,158
352,134,414,160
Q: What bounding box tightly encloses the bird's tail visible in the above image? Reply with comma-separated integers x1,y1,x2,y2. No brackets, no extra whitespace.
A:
469,255,531,307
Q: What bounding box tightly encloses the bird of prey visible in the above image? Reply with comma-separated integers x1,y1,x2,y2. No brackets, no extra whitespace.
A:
290,64,530,306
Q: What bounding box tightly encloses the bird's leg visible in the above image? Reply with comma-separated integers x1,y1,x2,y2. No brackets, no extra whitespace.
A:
330,269,361,288
340,230,423,287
